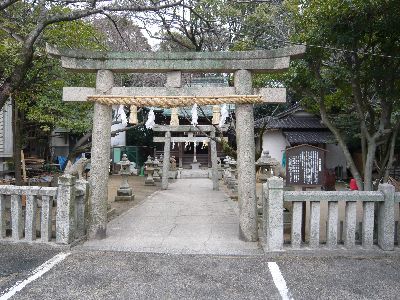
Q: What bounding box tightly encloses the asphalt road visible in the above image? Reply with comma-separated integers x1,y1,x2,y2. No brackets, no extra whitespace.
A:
1,243,400,300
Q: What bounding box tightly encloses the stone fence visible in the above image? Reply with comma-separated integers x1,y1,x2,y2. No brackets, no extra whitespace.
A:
0,175,88,245
263,176,400,251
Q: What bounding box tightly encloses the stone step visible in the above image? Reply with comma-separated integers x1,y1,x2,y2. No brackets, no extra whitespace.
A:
180,169,210,178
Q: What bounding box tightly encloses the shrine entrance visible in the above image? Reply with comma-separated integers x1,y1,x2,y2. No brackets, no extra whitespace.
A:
47,44,305,242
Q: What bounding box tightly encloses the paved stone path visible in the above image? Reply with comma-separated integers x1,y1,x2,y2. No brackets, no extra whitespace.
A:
82,178,261,255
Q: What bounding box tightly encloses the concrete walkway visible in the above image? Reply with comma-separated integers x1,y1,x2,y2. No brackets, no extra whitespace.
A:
82,178,261,255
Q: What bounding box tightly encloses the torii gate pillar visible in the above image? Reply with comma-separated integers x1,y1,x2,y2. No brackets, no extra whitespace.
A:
88,70,113,239
235,70,258,242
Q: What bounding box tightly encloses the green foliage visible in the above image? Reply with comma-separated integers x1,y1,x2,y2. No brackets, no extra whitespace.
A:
7,19,104,135
285,0,400,137
126,125,155,148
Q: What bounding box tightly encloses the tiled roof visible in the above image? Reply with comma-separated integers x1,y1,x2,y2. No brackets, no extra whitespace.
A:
255,116,326,129
283,131,335,144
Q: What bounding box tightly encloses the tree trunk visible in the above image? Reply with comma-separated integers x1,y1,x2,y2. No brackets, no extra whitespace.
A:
363,140,377,191
317,92,364,190
384,121,400,182
361,134,367,177
12,98,22,186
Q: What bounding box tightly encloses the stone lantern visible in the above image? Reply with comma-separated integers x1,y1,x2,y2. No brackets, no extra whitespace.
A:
223,156,232,184
228,159,238,189
157,155,163,177
228,159,238,200
115,154,135,201
256,150,280,182
153,157,161,182
144,156,156,186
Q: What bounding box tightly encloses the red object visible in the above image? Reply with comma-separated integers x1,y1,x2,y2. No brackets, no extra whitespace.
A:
349,178,358,190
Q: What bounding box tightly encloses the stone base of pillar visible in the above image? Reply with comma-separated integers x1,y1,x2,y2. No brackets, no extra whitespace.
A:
145,179,156,186
115,187,134,201
169,170,178,179
229,192,238,200
191,163,201,169
153,176,161,182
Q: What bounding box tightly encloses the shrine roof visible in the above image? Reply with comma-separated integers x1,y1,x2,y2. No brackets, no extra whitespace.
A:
283,131,335,144
254,116,326,129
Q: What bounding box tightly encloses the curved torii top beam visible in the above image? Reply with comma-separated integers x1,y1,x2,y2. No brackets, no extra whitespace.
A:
46,44,306,73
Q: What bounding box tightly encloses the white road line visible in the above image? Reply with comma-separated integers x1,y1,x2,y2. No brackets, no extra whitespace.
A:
268,262,294,300
0,252,71,300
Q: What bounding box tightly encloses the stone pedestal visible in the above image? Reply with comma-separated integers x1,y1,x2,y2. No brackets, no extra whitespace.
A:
191,162,201,170
115,188,134,201
115,174,134,201
169,170,178,179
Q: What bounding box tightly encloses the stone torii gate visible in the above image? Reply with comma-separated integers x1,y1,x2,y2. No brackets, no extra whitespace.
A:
152,125,226,191
47,44,305,242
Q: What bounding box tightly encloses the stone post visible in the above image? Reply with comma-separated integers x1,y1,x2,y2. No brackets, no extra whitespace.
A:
193,141,197,163
291,202,303,248
344,201,357,248
162,131,171,190
235,69,258,242
362,201,374,248
88,69,113,240
56,175,76,244
178,143,183,168
309,201,320,248
11,194,22,240
40,195,53,242
210,129,219,191
263,177,284,250
327,201,338,248
25,195,38,241
75,179,89,238
0,194,5,238
377,183,395,251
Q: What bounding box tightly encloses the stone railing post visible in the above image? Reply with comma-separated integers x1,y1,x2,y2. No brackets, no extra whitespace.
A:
263,176,284,251
75,179,89,239
0,194,5,238
377,183,395,251
11,194,23,240
56,175,76,244
25,191,39,241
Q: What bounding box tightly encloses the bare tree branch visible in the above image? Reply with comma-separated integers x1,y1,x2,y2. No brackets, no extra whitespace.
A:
0,0,18,10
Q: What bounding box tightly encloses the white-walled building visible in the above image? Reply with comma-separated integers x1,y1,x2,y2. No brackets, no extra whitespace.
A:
111,105,127,147
255,105,348,180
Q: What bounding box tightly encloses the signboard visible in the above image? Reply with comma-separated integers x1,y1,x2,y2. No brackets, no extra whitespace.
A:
286,144,326,186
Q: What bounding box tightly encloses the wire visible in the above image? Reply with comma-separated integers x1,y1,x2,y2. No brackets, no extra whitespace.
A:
265,38,400,60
